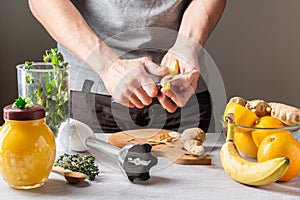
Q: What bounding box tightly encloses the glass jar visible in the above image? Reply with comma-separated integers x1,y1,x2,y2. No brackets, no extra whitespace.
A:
16,62,69,138
0,104,56,189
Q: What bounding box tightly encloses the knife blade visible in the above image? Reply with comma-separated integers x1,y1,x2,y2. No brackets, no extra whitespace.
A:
156,69,199,86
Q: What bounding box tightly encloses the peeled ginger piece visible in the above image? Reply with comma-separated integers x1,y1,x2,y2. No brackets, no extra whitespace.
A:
167,59,179,76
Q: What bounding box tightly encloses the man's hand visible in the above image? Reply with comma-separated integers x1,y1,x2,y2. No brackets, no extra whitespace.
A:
100,57,168,108
158,46,200,113
156,0,226,113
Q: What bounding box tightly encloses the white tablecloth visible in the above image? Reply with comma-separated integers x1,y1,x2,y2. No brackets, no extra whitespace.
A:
1,133,300,200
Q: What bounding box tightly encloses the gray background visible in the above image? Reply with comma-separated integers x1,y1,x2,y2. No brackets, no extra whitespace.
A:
1,0,300,125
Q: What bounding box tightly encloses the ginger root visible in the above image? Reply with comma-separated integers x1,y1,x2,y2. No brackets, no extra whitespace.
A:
228,97,271,117
246,99,271,117
183,140,205,156
268,102,300,126
181,128,206,144
181,128,206,156
229,96,248,107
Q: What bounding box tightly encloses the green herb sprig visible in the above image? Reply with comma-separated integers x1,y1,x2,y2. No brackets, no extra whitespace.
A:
43,48,68,68
24,48,69,136
25,61,34,84
54,153,100,181
12,97,34,108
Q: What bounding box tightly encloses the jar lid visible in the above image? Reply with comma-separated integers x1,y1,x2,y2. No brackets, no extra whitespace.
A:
3,104,45,120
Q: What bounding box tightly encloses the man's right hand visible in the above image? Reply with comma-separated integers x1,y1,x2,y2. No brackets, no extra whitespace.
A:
100,57,168,108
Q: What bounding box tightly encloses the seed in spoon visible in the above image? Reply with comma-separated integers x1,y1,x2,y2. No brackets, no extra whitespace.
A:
64,171,87,184
52,167,87,184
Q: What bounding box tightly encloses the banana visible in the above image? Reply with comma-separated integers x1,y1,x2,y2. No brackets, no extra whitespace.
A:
220,123,290,186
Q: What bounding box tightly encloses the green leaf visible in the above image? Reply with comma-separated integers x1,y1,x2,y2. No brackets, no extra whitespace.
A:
42,48,68,69
25,73,34,84
24,61,33,70
46,82,53,94
43,55,50,63
51,95,57,101
35,84,44,98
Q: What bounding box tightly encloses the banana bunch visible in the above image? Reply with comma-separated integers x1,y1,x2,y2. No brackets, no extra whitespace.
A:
220,117,290,186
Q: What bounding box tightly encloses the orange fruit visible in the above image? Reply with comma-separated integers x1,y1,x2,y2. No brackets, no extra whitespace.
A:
257,132,300,181
223,102,259,127
234,130,258,158
252,116,288,147
223,102,259,158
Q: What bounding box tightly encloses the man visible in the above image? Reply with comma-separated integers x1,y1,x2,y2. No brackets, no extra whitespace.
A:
28,0,227,133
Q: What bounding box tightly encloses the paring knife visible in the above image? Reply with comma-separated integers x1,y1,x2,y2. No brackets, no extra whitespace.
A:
156,69,199,86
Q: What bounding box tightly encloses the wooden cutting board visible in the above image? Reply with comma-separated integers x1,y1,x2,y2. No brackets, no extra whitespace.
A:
108,129,211,165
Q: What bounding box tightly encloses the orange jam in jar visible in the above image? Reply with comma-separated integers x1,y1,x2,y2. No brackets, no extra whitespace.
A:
0,104,56,189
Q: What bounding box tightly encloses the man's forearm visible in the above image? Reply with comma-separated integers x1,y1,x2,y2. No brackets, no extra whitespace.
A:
28,0,118,75
178,0,227,47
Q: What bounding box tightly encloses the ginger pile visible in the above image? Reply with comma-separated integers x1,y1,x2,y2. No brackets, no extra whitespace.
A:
228,96,300,126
